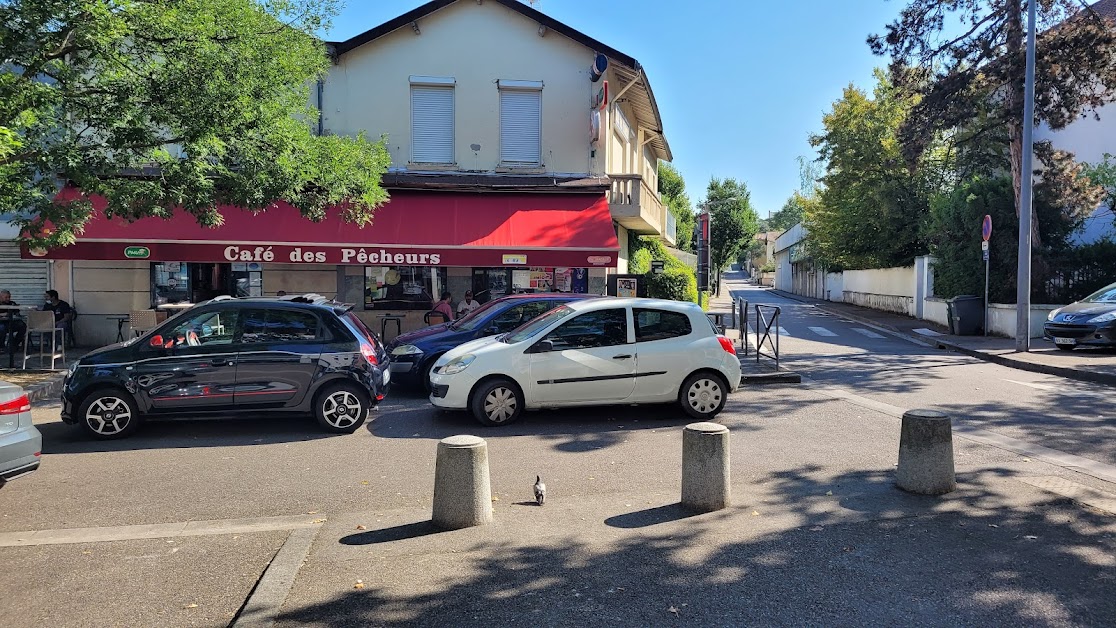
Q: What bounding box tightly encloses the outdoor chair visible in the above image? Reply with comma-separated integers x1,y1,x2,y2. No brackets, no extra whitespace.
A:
129,310,159,338
22,310,65,370
424,310,450,326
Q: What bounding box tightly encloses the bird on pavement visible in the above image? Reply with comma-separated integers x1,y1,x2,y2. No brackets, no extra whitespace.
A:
534,475,546,506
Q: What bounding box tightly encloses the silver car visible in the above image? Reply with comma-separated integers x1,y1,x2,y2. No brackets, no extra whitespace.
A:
0,380,42,487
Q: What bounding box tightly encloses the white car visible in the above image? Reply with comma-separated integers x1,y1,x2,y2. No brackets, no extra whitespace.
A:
428,298,742,426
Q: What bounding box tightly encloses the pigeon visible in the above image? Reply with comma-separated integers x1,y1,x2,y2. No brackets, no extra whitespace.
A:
533,475,546,506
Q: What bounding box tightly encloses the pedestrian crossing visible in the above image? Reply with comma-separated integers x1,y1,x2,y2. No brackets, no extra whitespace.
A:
742,324,895,341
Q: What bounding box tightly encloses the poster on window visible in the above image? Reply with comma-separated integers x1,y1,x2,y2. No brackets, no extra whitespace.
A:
512,269,531,291
529,268,553,290
617,278,638,298
554,267,572,292
571,268,588,293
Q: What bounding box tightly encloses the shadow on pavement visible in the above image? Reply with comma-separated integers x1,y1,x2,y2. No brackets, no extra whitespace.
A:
603,503,709,529
340,521,442,546
276,466,1116,626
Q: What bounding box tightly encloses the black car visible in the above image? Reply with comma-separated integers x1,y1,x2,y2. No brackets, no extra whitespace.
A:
1044,280,1116,350
61,295,390,439
386,293,601,390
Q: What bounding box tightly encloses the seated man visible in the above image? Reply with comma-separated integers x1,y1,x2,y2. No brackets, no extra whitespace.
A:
42,289,75,341
0,290,27,349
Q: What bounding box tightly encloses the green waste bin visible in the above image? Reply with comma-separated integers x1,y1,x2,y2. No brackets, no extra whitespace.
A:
947,295,984,336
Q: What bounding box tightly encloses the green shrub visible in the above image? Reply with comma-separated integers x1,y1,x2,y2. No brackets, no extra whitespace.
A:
627,236,700,303
629,248,652,275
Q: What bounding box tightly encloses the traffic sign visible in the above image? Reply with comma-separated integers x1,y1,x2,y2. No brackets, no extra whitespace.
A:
982,215,992,241
982,240,989,261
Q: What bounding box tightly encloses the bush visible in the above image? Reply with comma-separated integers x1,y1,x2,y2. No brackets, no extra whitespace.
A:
629,236,700,303
629,248,652,275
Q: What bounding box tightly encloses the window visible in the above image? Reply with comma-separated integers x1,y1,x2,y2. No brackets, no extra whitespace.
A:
365,266,447,310
490,301,554,334
163,309,240,347
151,262,190,305
411,79,454,164
241,309,322,344
499,83,541,165
542,308,627,350
634,308,692,342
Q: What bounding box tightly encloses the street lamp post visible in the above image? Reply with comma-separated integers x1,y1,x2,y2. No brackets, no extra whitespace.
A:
1016,0,1037,351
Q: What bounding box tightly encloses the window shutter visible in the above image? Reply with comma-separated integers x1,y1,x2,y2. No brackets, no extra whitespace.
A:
500,89,541,165
411,86,454,163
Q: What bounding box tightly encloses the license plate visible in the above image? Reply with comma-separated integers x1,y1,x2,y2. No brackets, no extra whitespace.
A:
1054,337,1076,346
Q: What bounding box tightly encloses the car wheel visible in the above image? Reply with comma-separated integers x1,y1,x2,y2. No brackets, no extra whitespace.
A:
678,372,728,420
1056,344,1076,351
78,389,140,440
470,378,524,427
314,383,369,434
420,355,443,394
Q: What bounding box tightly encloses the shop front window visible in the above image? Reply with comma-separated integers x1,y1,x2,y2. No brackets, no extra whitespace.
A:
151,262,264,306
152,262,190,305
365,266,447,310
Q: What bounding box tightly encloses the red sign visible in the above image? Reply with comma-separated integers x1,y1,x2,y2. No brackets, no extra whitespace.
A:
982,215,992,241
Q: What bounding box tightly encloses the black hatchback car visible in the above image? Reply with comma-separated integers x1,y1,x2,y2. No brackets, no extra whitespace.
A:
1044,280,1116,350
61,295,390,439
386,293,600,390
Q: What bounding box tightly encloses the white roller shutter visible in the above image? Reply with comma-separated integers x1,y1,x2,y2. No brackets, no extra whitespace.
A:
411,85,454,164
0,242,48,304
500,89,541,165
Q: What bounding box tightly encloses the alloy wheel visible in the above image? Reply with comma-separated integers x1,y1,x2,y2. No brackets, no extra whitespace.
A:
686,378,723,415
483,387,517,423
322,390,364,429
85,396,133,436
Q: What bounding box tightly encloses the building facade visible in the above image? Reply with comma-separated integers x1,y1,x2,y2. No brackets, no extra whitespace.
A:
24,0,674,346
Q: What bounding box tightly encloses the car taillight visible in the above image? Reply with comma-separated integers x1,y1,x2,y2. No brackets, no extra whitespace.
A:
717,336,736,355
0,394,31,415
360,343,379,366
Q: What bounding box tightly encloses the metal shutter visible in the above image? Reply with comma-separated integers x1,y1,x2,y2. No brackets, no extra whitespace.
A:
0,242,48,304
411,86,454,164
500,89,541,165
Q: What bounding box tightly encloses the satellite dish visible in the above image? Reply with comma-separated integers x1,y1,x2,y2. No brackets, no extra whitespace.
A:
590,53,608,82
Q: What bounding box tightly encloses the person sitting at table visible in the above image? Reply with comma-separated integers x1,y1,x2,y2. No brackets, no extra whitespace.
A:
432,291,455,321
42,289,75,338
0,290,27,350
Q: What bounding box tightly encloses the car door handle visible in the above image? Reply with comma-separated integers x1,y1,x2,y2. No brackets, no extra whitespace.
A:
612,354,632,360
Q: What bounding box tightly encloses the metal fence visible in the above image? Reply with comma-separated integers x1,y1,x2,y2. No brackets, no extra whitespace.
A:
754,304,781,369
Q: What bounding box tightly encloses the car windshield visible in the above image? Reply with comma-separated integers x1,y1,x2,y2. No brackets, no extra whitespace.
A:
1083,282,1116,303
450,298,509,331
503,305,576,343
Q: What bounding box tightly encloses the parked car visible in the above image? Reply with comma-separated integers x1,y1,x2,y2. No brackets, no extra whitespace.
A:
386,293,602,391
1044,281,1116,350
0,380,42,487
61,295,390,439
428,297,742,426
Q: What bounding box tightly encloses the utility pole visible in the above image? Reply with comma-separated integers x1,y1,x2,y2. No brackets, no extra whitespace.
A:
1016,0,1036,351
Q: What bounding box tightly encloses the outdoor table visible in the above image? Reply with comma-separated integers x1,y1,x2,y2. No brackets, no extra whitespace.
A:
1,304,37,369
106,315,130,343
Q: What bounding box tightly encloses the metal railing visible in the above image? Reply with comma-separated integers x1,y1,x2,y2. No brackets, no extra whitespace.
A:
754,304,781,369
735,297,749,356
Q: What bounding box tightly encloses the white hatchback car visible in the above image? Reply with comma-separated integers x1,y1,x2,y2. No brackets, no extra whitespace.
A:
428,298,741,426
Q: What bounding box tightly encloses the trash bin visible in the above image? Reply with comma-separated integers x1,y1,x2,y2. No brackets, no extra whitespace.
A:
946,295,984,336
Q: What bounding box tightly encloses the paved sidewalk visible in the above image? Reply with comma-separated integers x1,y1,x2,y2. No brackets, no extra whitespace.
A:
760,287,1116,387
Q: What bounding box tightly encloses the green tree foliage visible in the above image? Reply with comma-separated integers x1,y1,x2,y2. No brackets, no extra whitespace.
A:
807,73,931,269
768,193,806,233
1,0,391,248
628,236,698,303
1082,153,1116,229
703,178,760,284
869,0,1114,250
657,162,695,252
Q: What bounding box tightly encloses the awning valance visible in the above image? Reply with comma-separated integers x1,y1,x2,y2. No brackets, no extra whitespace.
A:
23,189,619,268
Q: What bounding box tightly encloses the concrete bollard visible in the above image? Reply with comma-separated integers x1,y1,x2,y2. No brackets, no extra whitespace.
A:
432,435,493,529
895,409,956,495
681,422,730,512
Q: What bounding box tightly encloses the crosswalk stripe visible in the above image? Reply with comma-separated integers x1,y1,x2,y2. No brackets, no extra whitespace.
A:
852,328,885,339
808,326,837,337
913,328,943,337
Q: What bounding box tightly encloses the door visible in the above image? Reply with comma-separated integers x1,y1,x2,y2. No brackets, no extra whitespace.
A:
630,307,695,401
132,308,241,411
233,308,324,408
529,307,635,404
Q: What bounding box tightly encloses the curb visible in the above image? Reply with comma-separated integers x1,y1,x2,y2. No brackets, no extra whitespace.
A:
770,290,1116,388
741,372,802,385
23,373,65,405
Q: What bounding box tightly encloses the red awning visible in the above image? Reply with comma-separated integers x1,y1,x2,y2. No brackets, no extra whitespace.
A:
24,189,618,268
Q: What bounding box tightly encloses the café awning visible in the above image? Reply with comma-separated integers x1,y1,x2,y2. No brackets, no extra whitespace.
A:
24,189,619,268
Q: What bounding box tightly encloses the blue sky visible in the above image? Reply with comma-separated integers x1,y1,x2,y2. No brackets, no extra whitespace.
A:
323,0,906,218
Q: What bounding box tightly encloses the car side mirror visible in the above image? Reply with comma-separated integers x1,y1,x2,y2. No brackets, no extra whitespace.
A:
530,339,554,354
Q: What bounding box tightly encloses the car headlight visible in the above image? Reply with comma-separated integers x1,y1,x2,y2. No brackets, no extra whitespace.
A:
390,344,423,356
1047,308,1062,321
66,361,79,377
1088,311,1116,324
441,354,475,375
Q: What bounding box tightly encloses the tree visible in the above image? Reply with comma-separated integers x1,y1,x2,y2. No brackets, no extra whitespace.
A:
768,193,806,233
703,178,760,292
657,162,695,252
869,0,1114,250
1,0,390,249
807,72,933,269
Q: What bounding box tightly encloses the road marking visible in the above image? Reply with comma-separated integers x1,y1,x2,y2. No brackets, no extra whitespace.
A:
913,328,944,337
233,526,320,627
852,328,885,339
0,513,324,548
802,378,1116,485
1003,379,1111,400
808,326,837,337
1016,476,1116,515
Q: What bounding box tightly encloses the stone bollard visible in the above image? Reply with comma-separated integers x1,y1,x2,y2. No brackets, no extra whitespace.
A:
895,409,956,495
432,435,493,529
681,422,730,512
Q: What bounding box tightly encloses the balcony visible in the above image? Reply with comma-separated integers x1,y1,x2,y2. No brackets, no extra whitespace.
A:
608,174,676,245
